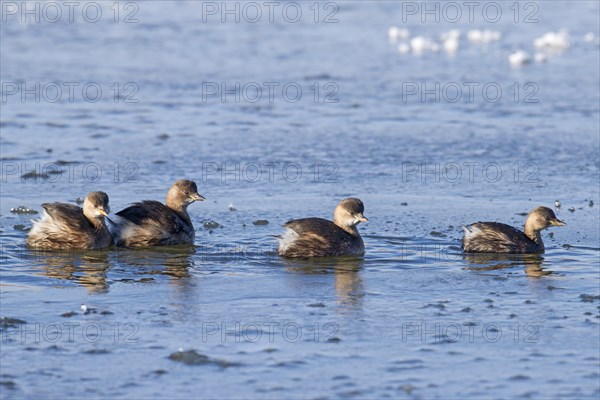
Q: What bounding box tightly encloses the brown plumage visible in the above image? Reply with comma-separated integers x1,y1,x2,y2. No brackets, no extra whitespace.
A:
278,198,368,258
27,192,112,250
109,179,205,247
462,206,566,254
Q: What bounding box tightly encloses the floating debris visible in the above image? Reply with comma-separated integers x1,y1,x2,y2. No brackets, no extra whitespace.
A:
0,381,17,390
589,200,594,207
467,29,501,44
44,122,69,129
397,43,410,54
441,29,460,42
20,171,50,180
10,206,38,215
410,36,439,53
60,311,78,318
441,29,460,54
555,200,561,208
580,294,600,303
0,121,26,129
262,348,278,353
509,374,531,381
228,203,237,211
534,30,570,50
203,220,222,229
584,32,596,43
423,303,446,310
402,384,415,395
81,304,97,314
388,26,409,42
443,37,459,54
0,317,26,330
509,50,531,67
168,349,240,368
252,220,269,226
83,349,111,355
568,207,576,213
55,160,79,166
13,224,29,231
157,133,170,140
534,52,547,63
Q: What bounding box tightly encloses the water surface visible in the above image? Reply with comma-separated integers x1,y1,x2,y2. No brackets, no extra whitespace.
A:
1,1,599,399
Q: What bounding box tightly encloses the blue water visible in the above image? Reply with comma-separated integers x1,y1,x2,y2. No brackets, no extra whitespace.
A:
1,1,599,399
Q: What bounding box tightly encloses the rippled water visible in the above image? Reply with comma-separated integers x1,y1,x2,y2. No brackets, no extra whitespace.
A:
1,1,599,399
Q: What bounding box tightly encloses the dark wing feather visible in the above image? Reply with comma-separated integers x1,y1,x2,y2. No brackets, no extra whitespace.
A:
116,201,168,225
284,218,341,235
115,201,191,246
463,222,536,253
42,202,91,232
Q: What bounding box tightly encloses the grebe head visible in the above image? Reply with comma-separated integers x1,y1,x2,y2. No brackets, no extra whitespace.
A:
83,191,110,219
334,198,368,228
166,179,205,208
526,206,566,231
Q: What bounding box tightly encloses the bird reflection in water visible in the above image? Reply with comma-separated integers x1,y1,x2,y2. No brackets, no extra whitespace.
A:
30,248,111,294
29,245,196,293
284,256,365,309
462,253,551,277
113,245,196,281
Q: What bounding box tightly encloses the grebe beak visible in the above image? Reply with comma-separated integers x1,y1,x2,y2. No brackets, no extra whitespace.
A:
191,192,206,202
357,213,369,223
550,218,566,226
